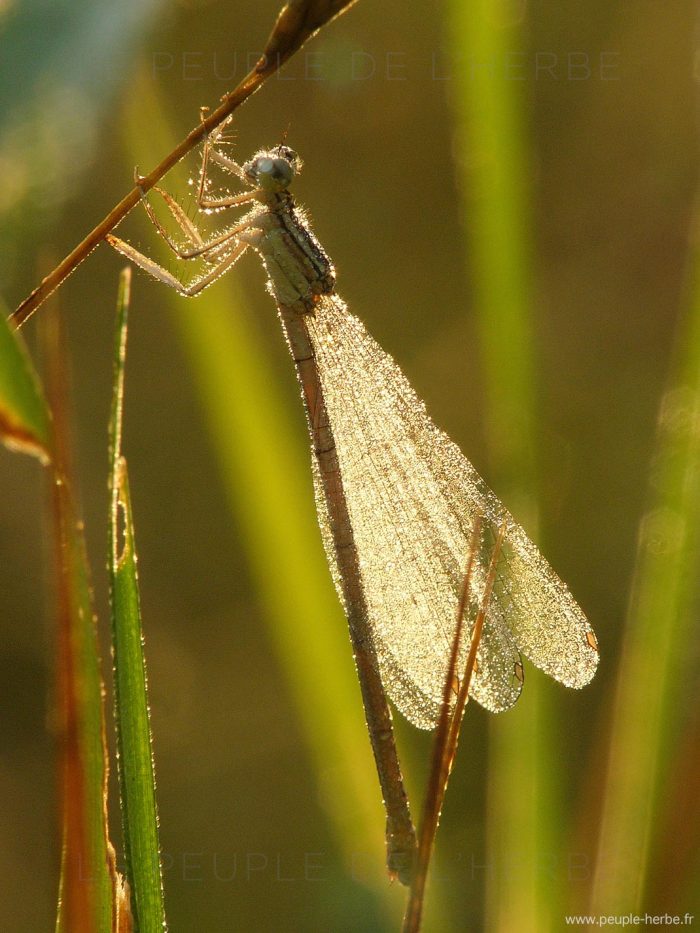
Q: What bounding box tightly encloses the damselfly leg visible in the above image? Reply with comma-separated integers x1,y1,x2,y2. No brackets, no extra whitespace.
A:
107,119,261,295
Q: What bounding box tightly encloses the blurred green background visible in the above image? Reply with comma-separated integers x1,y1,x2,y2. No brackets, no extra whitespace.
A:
1,1,698,930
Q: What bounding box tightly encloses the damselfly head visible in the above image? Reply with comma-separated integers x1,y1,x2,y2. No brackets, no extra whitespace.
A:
243,146,302,193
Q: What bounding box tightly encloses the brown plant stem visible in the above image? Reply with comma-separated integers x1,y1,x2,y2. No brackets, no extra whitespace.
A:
403,521,506,933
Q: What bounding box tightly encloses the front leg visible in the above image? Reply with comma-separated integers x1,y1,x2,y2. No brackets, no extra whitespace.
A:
106,233,248,297
196,116,260,211
132,172,259,262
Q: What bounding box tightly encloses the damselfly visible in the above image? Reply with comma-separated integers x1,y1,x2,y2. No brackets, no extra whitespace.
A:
107,118,599,881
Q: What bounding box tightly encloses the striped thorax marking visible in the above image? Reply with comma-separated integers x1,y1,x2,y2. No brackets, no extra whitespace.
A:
240,149,335,313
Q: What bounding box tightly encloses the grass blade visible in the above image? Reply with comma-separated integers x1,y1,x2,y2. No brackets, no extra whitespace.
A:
445,3,549,929
0,298,50,460
590,196,700,913
108,268,167,932
42,301,113,933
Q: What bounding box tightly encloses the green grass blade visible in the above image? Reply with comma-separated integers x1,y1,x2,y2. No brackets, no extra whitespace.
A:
591,203,700,913
108,269,167,933
445,3,552,930
119,72,390,885
0,300,51,460
446,2,537,498
41,304,113,933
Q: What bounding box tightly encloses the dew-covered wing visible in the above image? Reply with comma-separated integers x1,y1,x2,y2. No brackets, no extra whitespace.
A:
302,295,598,729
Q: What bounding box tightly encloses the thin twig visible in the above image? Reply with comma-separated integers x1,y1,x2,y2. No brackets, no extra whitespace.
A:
403,520,506,933
11,0,359,328
445,522,506,772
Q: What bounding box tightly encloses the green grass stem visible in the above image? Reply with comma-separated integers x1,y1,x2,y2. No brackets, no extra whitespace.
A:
108,269,168,932
446,4,554,930
590,196,700,914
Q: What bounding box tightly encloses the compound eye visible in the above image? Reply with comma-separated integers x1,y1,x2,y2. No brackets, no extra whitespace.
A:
270,158,294,186
256,157,274,176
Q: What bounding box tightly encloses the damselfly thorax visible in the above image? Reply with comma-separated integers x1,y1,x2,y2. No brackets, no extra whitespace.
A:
238,182,336,314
